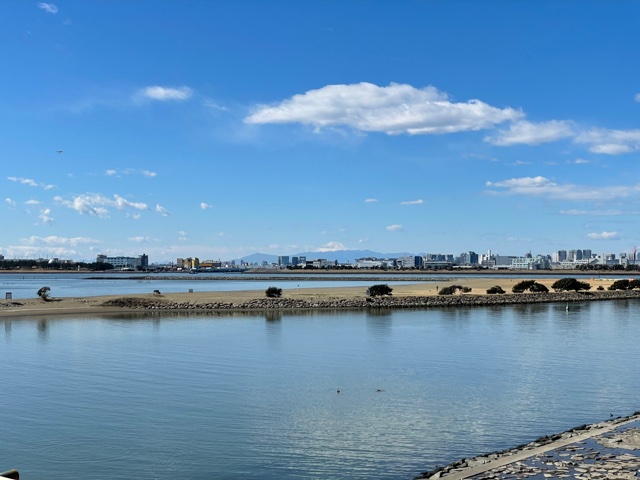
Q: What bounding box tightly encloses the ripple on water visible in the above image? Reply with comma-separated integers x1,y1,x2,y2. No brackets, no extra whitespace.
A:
35,436,131,464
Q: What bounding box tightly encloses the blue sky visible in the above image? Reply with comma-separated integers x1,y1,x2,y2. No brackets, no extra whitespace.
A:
2,1,640,263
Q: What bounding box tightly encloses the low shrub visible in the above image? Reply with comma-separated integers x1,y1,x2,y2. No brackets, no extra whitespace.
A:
366,284,393,297
265,286,283,298
486,285,505,294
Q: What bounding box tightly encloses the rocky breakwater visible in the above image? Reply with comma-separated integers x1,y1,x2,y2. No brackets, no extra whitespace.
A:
100,289,640,312
415,412,640,479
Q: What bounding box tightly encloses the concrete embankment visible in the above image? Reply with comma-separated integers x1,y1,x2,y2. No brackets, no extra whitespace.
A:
101,290,640,311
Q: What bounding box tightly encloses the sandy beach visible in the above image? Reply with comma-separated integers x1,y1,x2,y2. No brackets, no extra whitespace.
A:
0,277,620,318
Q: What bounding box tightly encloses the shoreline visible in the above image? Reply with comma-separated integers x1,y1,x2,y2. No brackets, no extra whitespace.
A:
2,277,640,318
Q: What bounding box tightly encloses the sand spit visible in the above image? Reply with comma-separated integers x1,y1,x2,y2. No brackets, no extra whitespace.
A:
97,289,640,313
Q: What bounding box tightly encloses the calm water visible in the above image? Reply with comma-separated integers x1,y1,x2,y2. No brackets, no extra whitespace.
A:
0,273,421,299
2,300,640,479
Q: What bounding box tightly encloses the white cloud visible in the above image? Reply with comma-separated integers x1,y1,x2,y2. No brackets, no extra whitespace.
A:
317,241,347,252
486,176,640,201
5,198,15,207
129,236,156,243
8,176,55,190
38,208,53,224
8,176,37,187
386,224,403,231
106,168,157,178
23,235,100,246
573,158,590,164
635,93,640,102
245,82,523,135
38,2,58,13
574,128,640,155
200,202,213,210
364,198,378,203
25,199,41,205
587,231,619,240
485,120,573,146
178,230,189,241
559,209,623,216
113,194,147,211
155,204,170,216
140,85,193,101
400,199,424,205
204,100,229,111
54,193,149,218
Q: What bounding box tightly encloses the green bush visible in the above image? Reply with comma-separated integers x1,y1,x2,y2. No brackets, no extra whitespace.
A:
366,284,393,297
609,279,630,290
551,278,591,292
438,285,464,295
512,280,548,293
512,280,535,293
529,282,549,293
486,285,505,294
265,286,283,298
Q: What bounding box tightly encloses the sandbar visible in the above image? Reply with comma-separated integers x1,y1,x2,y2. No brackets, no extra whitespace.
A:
0,277,623,318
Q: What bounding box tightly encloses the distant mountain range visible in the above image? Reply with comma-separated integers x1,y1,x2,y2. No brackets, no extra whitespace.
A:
239,249,415,265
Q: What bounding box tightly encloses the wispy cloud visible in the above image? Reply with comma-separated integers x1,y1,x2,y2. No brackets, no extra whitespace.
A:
8,176,55,190
635,93,640,102
200,202,213,210
139,85,193,101
5,198,15,207
486,176,640,201
245,82,523,135
364,198,378,203
573,158,590,164
204,100,229,111
129,236,156,243
25,199,41,205
574,128,640,155
54,193,149,218
37,2,58,14
23,235,100,246
386,224,403,231
559,209,623,216
485,120,574,146
400,199,424,205
39,208,53,224
155,204,170,216
106,168,157,177
178,230,189,241
587,231,619,240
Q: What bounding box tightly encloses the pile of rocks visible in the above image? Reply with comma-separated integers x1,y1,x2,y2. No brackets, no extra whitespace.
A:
415,413,640,479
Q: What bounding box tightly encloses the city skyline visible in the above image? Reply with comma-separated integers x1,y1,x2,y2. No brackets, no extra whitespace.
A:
2,2,640,263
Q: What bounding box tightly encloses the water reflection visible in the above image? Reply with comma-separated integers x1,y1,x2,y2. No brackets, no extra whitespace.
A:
440,307,473,325
264,311,282,322
365,309,393,339
37,318,48,341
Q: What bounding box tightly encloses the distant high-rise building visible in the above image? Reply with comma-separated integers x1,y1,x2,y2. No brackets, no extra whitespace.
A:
278,256,290,267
